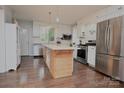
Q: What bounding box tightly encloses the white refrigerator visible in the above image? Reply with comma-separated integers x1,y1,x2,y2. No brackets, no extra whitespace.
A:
5,23,21,71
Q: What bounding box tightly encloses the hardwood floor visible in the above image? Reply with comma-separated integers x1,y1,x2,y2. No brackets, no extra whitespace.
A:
0,57,124,88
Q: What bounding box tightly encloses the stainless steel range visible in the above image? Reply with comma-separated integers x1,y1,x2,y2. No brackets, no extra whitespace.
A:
77,45,88,64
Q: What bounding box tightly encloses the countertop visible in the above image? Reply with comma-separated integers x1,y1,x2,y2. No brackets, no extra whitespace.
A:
42,44,74,50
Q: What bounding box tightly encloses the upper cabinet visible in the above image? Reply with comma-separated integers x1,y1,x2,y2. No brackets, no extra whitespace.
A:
77,23,96,43
85,24,96,41
77,24,83,38
72,26,78,43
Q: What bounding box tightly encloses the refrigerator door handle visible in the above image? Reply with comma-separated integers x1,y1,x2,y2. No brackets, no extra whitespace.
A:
107,21,111,52
107,24,110,52
106,22,109,52
105,26,107,52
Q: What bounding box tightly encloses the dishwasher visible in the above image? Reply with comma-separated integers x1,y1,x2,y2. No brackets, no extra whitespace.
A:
33,44,43,56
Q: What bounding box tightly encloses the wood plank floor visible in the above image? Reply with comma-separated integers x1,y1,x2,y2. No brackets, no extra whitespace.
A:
0,57,124,88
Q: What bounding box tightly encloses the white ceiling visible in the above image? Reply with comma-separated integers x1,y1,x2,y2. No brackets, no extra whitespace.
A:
8,5,109,25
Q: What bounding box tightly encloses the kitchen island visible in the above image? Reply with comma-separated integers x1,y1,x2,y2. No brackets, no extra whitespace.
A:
43,44,74,79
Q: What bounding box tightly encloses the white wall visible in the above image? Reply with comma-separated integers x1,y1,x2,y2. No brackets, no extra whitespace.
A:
17,20,33,56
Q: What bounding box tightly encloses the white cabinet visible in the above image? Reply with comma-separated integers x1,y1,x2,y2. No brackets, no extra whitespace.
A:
84,24,96,42
87,24,96,40
77,24,82,38
33,44,42,56
87,46,96,68
77,24,96,44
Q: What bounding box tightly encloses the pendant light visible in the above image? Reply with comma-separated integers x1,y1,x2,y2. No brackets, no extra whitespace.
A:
48,11,52,25
56,6,60,23
56,17,60,23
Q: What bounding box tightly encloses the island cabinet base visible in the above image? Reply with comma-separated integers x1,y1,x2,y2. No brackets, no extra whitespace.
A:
44,48,73,79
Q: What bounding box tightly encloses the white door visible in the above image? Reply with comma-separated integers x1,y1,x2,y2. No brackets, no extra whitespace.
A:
20,29,30,56
87,46,96,67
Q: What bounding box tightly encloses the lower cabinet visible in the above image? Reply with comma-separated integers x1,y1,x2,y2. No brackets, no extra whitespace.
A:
87,46,96,68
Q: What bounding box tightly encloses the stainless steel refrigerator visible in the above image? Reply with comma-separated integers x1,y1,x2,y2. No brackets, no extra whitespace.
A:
96,16,124,81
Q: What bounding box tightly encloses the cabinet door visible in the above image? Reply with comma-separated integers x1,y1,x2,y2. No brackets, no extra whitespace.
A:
72,26,78,44
88,24,96,40
87,46,96,67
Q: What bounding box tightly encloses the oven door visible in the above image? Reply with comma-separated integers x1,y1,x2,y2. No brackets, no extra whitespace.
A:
77,48,87,61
